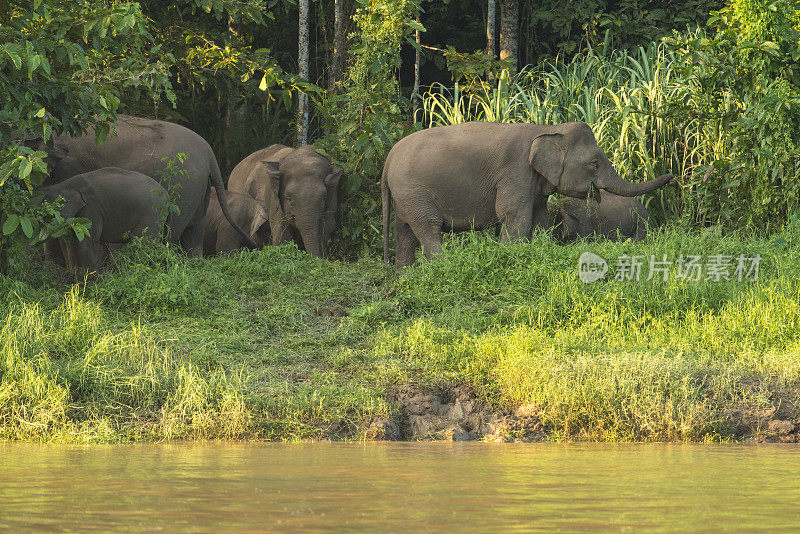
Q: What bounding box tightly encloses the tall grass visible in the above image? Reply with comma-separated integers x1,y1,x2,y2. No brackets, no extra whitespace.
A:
379,223,800,440
0,286,251,441
422,39,728,225
4,225,800,442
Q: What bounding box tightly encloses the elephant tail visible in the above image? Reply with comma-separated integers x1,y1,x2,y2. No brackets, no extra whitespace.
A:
208,151,258,249
382,162,391,264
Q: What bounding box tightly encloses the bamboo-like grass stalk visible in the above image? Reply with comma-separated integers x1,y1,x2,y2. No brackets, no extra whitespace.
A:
422,39,732,223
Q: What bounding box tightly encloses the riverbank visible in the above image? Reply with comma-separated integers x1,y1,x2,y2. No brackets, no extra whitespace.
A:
2,222,800,443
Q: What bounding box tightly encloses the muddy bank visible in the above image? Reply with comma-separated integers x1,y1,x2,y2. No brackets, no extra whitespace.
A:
364,384,547,442
360,383,800,444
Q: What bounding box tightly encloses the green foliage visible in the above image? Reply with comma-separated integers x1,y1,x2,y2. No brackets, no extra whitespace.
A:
152,154,186,238
524,0,723,58
440,46,512,88
315,0,421,258
665,1,800,229
0,0,174,275
1,0,174,145
134,0,308,173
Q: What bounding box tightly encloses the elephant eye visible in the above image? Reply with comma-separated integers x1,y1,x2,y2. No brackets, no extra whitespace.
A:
588,159,599,169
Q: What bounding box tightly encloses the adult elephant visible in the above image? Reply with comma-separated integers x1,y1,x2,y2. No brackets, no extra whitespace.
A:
381,121,674,267
42,168,166,270
227,145,342,257
39,115,255,256
550,192,650,243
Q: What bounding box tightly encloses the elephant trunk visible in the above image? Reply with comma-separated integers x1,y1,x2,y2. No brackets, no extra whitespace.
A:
298,216,322,258
598,168,674,197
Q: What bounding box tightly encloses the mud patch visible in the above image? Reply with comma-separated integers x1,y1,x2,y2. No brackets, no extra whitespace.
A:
746,419,800,443
368,384,547,442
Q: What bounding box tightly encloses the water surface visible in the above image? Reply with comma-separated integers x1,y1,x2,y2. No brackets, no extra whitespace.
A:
2,443,799,531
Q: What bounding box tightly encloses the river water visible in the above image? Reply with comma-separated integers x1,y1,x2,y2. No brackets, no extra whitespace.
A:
1,443,799,531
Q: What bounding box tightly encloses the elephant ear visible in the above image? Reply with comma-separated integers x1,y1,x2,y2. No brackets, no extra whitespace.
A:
261,161,284,217
324,166,342,204
22,136,47,152
249,204,270,239
60,189,86,219
22,138,67,174
50,141,69,161
529,133,565,188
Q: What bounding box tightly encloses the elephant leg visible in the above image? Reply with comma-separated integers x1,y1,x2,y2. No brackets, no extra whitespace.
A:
60,239,80,270
531,203,550,232
43,238,66,267
394,217,420,268
175,187,209,256
406,216,443,261
164,212,182,246
497,206,533,243
76,232,104,271
180,217,206,257
495,183,534,243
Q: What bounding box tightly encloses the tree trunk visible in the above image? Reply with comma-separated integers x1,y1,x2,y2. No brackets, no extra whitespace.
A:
499,0,518,72
487,0,496,57
298,0,310,145
412,9,421,123
330,0,346,91
222,14,240,174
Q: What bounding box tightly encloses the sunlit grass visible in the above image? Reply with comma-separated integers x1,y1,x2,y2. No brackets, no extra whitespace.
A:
2,221,799,442
0,286,251,442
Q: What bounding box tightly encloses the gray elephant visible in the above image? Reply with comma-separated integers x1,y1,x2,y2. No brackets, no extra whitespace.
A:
35,115,254,256
381,121,673,267
203,189,270,255
550,192,650,243
227,145,342,257
42,167,166,270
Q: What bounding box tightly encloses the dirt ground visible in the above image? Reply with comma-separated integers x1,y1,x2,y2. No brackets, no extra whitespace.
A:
363,383,800,443
364,384,547,442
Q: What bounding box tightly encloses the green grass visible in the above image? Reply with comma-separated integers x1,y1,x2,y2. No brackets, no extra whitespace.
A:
2,222,800,442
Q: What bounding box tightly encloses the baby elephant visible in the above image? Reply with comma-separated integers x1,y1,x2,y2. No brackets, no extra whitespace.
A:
203,189,270,255
550,191,650,243
42,167,166,269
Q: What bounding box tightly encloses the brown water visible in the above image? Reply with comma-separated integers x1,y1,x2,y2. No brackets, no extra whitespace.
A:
1,443,799,532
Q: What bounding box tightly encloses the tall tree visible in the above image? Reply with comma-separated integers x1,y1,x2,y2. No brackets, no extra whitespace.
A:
412,8,421,122
487,0,496,57
330,0,346,90
298,0,310,145
499,0,518,71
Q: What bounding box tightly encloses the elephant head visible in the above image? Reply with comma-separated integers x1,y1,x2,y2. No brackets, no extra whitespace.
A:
21,135,72,184
529,122,673,199
258,148,341,257
42,185,86,219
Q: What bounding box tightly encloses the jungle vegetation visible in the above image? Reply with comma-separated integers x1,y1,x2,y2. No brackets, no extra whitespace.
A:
1,0,800,442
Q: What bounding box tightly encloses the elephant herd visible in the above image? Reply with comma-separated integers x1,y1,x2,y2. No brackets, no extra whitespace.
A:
33,116,671,270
